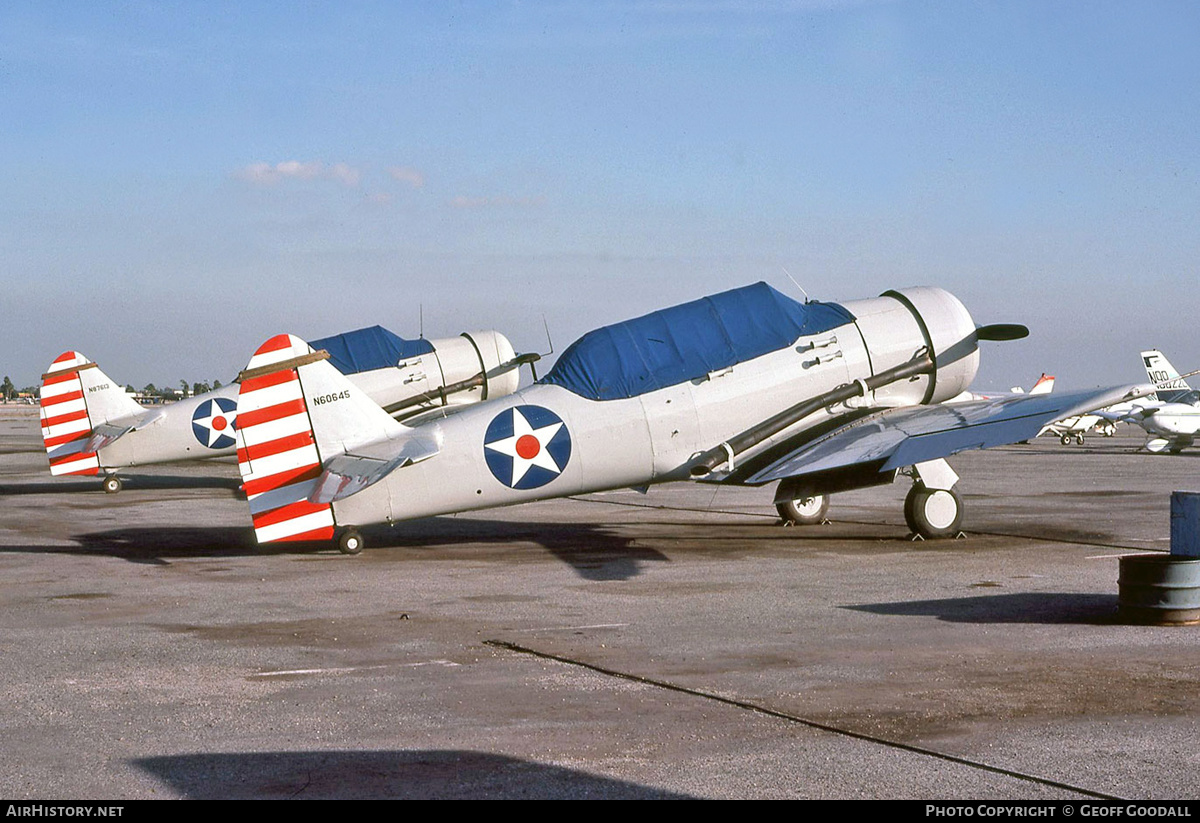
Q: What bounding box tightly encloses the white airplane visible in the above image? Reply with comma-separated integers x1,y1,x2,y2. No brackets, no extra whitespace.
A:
1043,350,1200,450
227,282,1151,553
40,326,525,492
1040,412,1116,445
1040,386,1113,444
1118,350,1200,454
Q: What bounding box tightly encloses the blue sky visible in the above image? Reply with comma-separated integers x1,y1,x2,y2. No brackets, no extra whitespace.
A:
2,1,1197,391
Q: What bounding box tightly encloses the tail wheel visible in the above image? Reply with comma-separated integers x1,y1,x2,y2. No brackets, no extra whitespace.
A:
103,475,123,494
904,486,963,539
776,493,829,525
337,528,364,555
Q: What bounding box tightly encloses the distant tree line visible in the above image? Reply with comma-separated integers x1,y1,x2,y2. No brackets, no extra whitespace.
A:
137,379,224,400
2,376,38,402
0,375,224,403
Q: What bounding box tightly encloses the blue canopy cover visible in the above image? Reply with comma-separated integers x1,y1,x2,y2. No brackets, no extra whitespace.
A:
539,282,855,401
308,326,435,375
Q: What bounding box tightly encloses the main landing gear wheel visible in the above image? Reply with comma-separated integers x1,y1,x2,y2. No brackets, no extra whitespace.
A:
337,528,364,555
1060,433,1072,446
776,493,830,526
1075,433,1085,445
102,475,123,494
904,486,963,540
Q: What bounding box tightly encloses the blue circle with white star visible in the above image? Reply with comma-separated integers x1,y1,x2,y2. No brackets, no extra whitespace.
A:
483,405,571,490
191,397,238,450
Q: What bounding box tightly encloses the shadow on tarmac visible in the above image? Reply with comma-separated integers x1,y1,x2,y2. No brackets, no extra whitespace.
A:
844,591,1121,625
134,749,695,799
6,517,668,579
0,474,243,495
372,517,669,581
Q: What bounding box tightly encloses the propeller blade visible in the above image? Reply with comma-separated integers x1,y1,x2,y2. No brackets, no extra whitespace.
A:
976,323,1029,341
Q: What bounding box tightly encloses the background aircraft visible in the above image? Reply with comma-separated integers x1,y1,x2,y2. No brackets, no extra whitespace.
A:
40,326,524,492
1116,350,1200,453
228,283,1148,553
1039,412,1116,445
1041,350,1200,450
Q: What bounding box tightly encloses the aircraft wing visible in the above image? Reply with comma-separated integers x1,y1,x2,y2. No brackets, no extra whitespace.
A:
81,408,161,453
740,383,1154,487
1116,406,1158,423
1084,401,1159,424
309,429,442,504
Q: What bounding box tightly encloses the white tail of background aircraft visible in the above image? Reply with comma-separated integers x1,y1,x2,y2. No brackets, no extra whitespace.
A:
1136,349,1200,453
1141,350,1192,398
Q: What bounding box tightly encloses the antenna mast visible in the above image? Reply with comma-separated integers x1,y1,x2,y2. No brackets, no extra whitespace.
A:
781,267,810,303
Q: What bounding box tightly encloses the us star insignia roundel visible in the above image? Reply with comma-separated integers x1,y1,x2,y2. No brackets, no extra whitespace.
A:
484,405,572,490
191,397,238,450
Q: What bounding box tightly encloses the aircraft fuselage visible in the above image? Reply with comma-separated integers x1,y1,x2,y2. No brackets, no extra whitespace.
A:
325,288,982,528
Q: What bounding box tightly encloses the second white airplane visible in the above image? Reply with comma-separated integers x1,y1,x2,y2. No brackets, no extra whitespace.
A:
40,326,524,492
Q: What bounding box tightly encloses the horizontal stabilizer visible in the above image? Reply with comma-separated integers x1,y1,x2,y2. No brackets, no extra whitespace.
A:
84,423,135,453
311,431,442,504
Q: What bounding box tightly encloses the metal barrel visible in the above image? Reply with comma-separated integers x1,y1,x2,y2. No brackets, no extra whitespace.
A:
1118,554,1200,626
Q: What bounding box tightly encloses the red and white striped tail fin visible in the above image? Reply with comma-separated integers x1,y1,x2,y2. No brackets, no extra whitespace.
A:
1029,374,1055,395
40,351,101,476
236,335,337,544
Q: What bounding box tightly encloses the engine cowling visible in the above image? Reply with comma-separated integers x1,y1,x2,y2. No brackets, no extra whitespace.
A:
840,286,980,407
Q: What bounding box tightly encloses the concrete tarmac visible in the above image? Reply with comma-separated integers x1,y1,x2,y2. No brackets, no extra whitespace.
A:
2,404,1199,799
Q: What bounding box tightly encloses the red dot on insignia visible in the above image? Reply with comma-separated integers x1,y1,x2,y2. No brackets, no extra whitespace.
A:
515,434,540,460
213,416,227,431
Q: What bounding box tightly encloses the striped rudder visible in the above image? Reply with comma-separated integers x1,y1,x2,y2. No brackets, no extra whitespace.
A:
40,351,100,476
236,335,336,543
